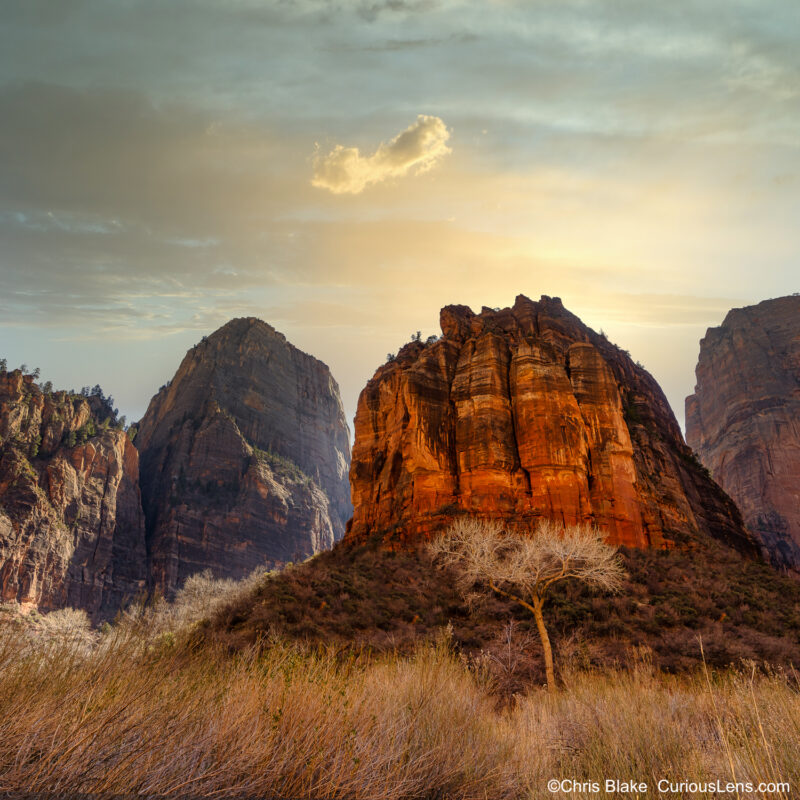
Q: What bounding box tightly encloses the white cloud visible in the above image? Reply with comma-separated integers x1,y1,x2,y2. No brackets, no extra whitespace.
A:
311,114,452,194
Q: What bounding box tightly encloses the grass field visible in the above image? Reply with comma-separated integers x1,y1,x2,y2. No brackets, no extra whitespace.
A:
0,592,797,799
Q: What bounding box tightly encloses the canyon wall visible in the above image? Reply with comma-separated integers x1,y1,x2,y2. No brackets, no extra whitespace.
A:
0,371,147,617
686,295,800,568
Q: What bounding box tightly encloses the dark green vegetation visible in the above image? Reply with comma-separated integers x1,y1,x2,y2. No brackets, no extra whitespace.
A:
0,364,128,439
205,538,800,686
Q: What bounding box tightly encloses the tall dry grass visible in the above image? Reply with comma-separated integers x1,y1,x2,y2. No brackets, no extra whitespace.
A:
0,625,521,798
1,612,799,798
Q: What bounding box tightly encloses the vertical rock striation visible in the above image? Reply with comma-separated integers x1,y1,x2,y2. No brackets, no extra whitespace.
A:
347,295,757,556
686,295,800,568
0,371,147,617
136,318,352,595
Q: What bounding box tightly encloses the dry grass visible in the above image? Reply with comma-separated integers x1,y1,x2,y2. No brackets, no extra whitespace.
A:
0,614,799,799
2,560,798,798
0,625,520,798
515,659,799,799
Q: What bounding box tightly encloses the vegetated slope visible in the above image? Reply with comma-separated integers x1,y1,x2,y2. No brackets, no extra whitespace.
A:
204,537,800,681
0,369,146,618
137,317,352,596
686,295,800,570
347,294,757,557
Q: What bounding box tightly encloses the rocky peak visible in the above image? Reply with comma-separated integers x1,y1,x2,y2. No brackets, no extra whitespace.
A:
347,295,757,557
137,318,352,595
686,295,800,568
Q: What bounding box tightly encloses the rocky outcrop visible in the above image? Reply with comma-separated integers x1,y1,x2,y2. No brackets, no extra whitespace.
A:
0,371,147,617
137,318,352,595
347,295,757,556
686,295,800,569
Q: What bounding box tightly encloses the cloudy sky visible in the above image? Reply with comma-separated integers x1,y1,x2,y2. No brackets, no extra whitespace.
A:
1,0,798,431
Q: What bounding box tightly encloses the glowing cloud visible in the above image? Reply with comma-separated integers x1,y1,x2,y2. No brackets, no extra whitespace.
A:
312,114,451,194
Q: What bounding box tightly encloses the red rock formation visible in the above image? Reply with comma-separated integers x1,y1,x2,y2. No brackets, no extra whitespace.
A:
348,295,757,555
686,295,800,568
137,318,352,595
0,371,147,617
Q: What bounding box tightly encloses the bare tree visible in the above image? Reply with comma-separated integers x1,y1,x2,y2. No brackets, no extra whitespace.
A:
429,517,626,689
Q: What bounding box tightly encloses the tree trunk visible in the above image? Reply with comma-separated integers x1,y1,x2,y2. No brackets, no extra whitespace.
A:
532,596,555,689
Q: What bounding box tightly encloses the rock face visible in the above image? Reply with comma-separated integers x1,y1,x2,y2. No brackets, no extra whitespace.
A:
0,371,147,617
686,295,800,569
347,295,757,556
137,318,352,595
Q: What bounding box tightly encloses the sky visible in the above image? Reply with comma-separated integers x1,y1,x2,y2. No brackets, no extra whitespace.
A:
1,0,798,433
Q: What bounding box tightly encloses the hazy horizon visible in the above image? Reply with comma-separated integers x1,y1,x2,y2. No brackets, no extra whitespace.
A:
2,0,798,432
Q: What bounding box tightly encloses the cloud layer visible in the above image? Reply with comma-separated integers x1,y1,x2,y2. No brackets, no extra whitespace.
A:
311,115,451,194
1,0,799,430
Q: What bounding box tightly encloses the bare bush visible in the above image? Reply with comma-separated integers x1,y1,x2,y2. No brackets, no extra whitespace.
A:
470,620,541,708
37,607,93,637
121,567,269,639
4,606,99,655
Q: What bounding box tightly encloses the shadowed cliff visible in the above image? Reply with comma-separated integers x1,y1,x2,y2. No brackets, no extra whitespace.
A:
687,295,800,569
137,317,352,596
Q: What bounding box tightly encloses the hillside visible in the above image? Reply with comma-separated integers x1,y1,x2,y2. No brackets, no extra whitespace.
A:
204,536,800,681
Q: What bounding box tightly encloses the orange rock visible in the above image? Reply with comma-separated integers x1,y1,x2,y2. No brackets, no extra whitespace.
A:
347,295,757,556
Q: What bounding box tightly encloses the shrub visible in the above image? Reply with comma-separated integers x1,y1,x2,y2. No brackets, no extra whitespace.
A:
121,567,270,639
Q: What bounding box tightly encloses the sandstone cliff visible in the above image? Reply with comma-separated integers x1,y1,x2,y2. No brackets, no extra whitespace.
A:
0,371,147,617
347,295,757,555
136,318,352,595
686,295,800,568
